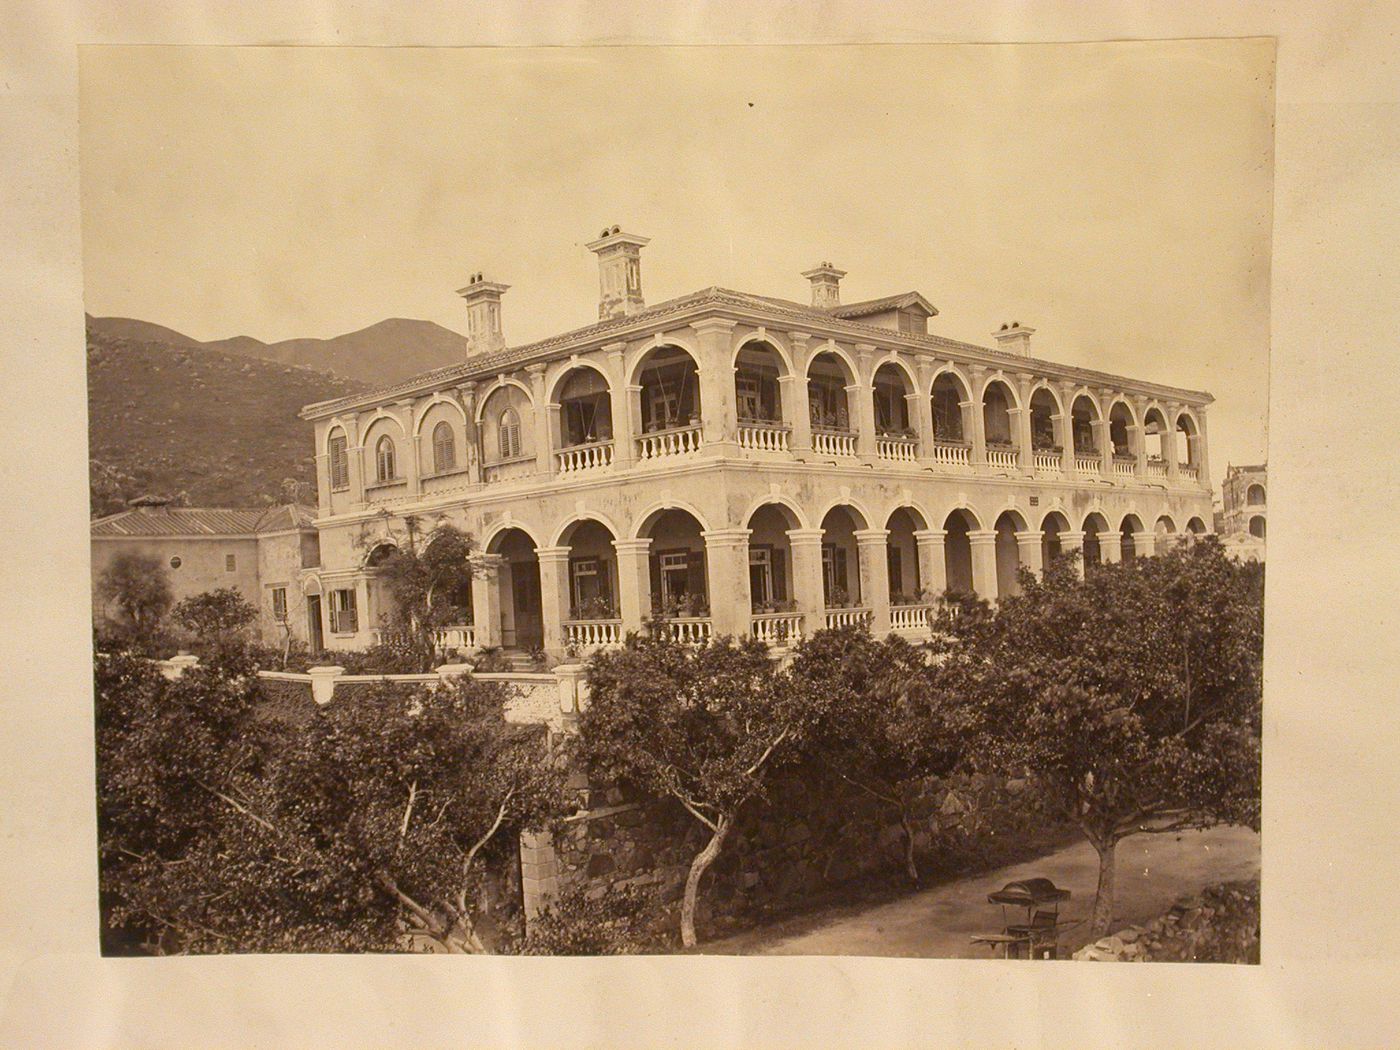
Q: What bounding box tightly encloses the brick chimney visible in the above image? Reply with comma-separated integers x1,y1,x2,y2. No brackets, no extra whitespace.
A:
992,321,1036,356
801,262,846,309
586,225,649,320
456,272,510,353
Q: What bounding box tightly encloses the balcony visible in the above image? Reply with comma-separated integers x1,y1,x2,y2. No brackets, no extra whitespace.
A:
1033,449,1063,475
556,439,614,475
564,618,622,650
930,439,971,470
986,445,1019,471
1145,458,1168,478
876,433,919,463
812,426,857,458
433,624,476,650
637,422,702,461
824,607,873,630
737,420,791,453
889,603,933,633
750,611,804,647
1075,450,1101,475
1112,455,1136,478
657,616,712,644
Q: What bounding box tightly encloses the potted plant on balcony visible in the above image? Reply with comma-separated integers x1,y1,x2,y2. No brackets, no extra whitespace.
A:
680,593,709,618
572,595,617,621
826,586,852,609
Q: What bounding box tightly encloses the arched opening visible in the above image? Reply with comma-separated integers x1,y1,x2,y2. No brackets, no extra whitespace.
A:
1030,388,1059,451
886,507,925,604
873,363,914,437
735,342,785,426
807,351,854,434
487,528,542,649
556,366,613,448
1121,514,1144,560
1249,515,1266,539
982,379,1015,448
1186,516,1208,536
820,505,865,607
637,345,701,434
431,420,456,474
1246,483,1266,506
479,384,533,467
994,511,1025,597
931,373,968,443
1143,407,1168,465
1176,413,1200,475
942,509,977,594
422,531,473,625
640,509,709,618
1071,395,1100,456
747,503,798,613
557,519,619,621
1083,512,1110,567
364,542,401,635
1041,511,1071,568
1108,401,1135,461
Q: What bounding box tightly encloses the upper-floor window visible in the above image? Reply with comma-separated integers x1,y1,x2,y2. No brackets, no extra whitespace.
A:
225,554,236,572
431,421,456,474
499,409,522,459
328,431,349,490
1246,483,1266,506
375,435,397,483
558,368,613,447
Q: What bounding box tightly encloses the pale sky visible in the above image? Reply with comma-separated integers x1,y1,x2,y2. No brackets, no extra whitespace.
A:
79,42,1273,490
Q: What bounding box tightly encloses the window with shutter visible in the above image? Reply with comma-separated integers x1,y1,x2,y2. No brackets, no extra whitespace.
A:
328,432,349,490
432,421,456,473
499,409,521,459
329,588,358,633
375,435,396,482
271,587,287,620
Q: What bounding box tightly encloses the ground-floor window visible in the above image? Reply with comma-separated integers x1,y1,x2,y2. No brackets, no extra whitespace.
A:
822,544,850,605
329,588,358,633
570,557,614,616
271,586,288,621
748,545,787,607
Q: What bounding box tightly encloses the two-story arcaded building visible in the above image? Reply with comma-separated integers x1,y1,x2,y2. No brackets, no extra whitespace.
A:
298,228,1215,657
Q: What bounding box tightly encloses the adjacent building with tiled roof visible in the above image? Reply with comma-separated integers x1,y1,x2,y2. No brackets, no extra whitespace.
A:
297,227,1216,656
91,497,321,644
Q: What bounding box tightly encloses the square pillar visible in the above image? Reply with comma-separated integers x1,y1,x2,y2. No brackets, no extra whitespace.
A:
787,332,813,456
1133,531,1157,558
1092,419,1113,477
526,363,553,478
1014,378,1035,477
913,528,947,600
853,344,878,460
1100,531,1124,564
536,546,573,656
702,529,751,637
1052,413,1073,473
605,343,634,469
968,529,999,601
787,528,826,634
469,553,505,648
691,319,738,451
907,391,933,462
854,528,891,635
966,403,987,469
1059,530,1087,579
1163,405,1181,480
612,538,652,635
1016,530,1044,579
520,829,561,922
626,384,644,462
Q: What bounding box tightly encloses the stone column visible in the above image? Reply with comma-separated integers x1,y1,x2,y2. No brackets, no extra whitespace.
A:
788,332,813,456
535,545,573,656
469,553,505,648
605,342,633,469
913,528,947,600
1016,530,1045,578
1092,418,1112,477
1059,529,1087,579
1129,422,1146,478
354,576,373,643
1194,406,1212,487
702,528,752,637
968,368,988,467
968,529,999,601
853,344,878,461
526,364,554,478
1051,413,1072,473
907,391,932,461
1100,530,1124,564
612,538,652,636
787,528,826,633
1133,531,1157,558
1014,378,1035,477
854,528,891,635
1163,403,1181,480
692,319,738,452
348,441,367,509
626,384,644,460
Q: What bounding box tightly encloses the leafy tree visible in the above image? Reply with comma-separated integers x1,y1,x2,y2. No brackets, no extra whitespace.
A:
97,650,569,953
928,538,1263,937
96,552,173,641
577,633,812,947
172,587,258,640
791,626,958,885
364,518,476,669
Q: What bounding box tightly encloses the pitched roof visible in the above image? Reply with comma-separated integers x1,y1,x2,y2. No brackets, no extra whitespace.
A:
91,503,317,538
831,292,938,319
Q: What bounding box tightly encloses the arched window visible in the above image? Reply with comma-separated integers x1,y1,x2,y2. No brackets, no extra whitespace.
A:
432,421,456,473
328,430,349,490
1246,484,1266,506
499,409,522,459
374,435,396,483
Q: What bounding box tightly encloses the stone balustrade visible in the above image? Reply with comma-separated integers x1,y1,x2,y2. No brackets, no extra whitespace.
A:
930,440,971,469
812,427,857,457
876,435,919,462
1033,450,1062,475
564,619,622,649
636,423,702,460
824,607,873,630
737,422,791,452
889,603,933,633
750,611,804,647
660,616,712,644
1113,457,1136,478
1075,452,1102,475
433,624,476,650
986,446,1019,470
556,440,613,474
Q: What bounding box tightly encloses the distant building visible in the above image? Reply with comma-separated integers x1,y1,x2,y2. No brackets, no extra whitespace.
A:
1219,463,1266,562
90,497,321,644
298,227,1216,656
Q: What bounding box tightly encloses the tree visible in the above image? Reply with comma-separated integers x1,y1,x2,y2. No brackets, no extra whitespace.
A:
791,626,958,885
928,539,1263,937
576,633,812,947
96,649,569,953
96,552,173,641
366,518,476,669
172,587,258,640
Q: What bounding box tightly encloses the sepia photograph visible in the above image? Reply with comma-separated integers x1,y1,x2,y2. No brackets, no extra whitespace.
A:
80,40,1269,963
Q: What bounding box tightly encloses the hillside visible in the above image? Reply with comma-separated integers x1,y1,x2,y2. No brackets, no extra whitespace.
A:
87,314,472,387
87,328,367,516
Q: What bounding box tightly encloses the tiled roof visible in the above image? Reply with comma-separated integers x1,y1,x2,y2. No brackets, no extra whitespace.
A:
831,292,938,319
91,504,317,538
302,285,1213,419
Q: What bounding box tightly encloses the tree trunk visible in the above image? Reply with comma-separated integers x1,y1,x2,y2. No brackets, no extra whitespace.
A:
899,807,921,886
680,815,731,948
1090,835,1118,938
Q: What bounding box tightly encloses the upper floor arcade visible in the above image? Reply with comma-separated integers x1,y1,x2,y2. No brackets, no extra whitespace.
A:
302,233,1213,522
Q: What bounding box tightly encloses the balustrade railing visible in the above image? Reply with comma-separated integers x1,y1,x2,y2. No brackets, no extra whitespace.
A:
1075,452,1102,475
811,427,857,457
636,423,703,460
986,446,1019,470
556,440,613,474
737,421,791,452
1113,456,1136,478
750,611,804,647
1145,459,1167,478
564,619,622,649
823,607,872,630
660,617,712,644
1180,463,1200,481
433,625,476,651
889,604,933,632
1033,450,1062,474
929,440,971,469
876,434,919,462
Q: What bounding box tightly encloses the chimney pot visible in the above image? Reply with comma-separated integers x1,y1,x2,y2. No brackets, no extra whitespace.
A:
585,226,649,320
456,275,510,354
992,323,1036,356
801,262,847,309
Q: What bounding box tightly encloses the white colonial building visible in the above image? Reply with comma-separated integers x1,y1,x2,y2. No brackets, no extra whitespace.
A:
298,228,1214,656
